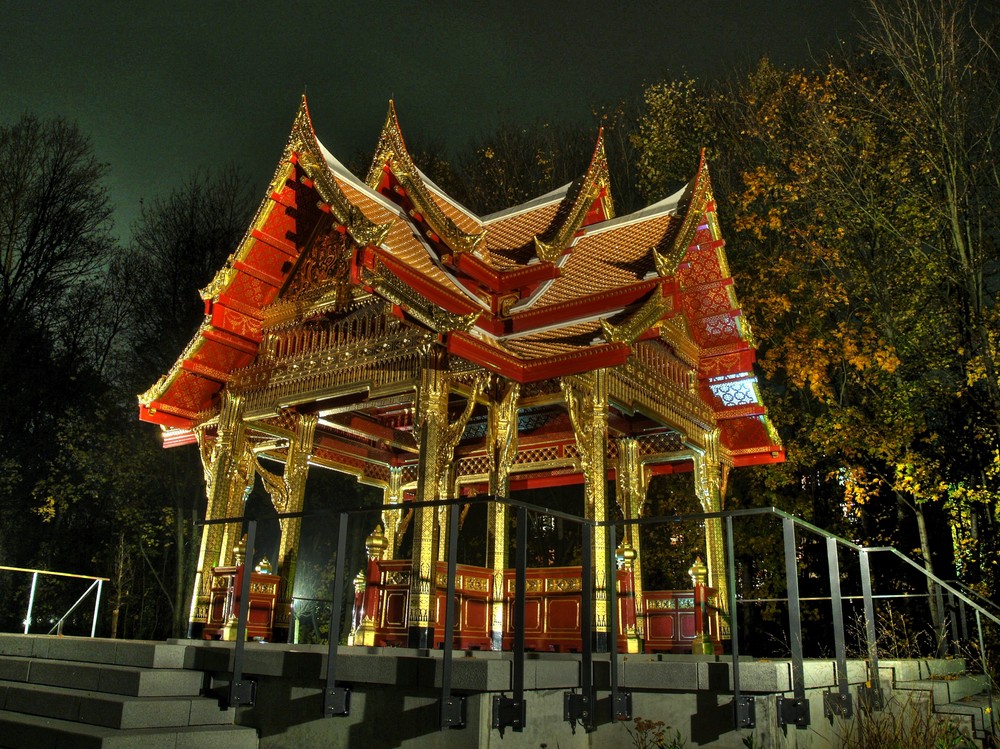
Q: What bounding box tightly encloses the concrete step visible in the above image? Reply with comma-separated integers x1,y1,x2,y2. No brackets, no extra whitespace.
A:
0,710,258,749
0,635,188,670
935,692,999,737
0,679,234,730
896,673,990,705
0,656,204,697
877,657,967,684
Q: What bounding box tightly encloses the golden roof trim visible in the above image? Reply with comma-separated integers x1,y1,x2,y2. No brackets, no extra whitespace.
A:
600,289,670,345
533,131,614,262
289,97,393,248
365,263,478,334
366,101,486,257
137,320,211,407
654,151,713,278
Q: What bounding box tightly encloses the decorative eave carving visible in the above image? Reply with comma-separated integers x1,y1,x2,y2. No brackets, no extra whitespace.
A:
600,288,671,345
289,97,393,248
366,101,486,258
365,263,478,334
654,151,713,278
533,131,615,262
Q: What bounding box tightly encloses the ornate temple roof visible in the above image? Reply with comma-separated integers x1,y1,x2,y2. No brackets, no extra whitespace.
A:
139,97,783,467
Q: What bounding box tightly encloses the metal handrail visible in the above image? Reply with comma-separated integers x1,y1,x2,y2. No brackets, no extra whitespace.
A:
200,497,999,736
0,565,108,638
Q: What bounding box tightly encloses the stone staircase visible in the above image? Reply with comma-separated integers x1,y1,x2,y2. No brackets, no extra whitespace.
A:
0,634,257,748
880,658,998,744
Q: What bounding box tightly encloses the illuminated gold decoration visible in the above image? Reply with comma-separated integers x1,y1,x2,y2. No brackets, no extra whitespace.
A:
487,379,521,498
692,428,731,637
233,305,436,418
615,437,648,652
533,132,614,262
366,102,486,257
600,289,671,345
653,155,713,278
282,225,353,303
364,264,479,334
288,97,392,248
610,354,712,448
381,466,404,559
486,378,520,650
189,392,255,626
409,349,485,633
561,370,610,634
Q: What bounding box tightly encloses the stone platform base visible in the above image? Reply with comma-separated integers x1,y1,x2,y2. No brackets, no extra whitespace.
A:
1,634,994,748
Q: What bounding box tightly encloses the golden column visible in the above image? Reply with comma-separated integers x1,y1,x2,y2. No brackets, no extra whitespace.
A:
408,349,481,648
381,466,404,560
562,370,610,650
189,390,255,637
615,437,648,654
693,429,730,638
487,379,520,650
255,411,317,641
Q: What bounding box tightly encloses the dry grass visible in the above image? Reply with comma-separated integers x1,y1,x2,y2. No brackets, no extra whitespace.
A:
834,692,977,749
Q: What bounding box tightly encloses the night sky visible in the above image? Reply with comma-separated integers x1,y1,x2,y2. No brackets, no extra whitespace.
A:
4,2,864,236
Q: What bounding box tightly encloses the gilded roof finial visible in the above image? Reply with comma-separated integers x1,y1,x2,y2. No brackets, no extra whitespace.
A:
367,100,487,257
653,149,713,278
533,129,614,262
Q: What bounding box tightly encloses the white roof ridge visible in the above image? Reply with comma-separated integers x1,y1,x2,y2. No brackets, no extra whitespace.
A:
482,182,572,223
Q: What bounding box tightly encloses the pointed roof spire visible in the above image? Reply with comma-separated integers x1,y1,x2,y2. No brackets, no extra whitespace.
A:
653,149,713,277
366,100,486,257
283,95,392,247
533,129,614,262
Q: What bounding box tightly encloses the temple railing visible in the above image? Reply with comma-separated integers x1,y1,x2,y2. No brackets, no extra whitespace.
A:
0,565,108,638
199,497,1000,738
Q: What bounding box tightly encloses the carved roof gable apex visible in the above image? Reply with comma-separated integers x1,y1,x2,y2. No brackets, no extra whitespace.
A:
653,149,713,278
533,128,615,263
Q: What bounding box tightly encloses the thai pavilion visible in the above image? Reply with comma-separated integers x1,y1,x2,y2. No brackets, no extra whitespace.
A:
138,98,783,650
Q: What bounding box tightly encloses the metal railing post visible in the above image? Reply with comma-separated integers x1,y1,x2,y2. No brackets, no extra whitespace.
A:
607,522,630,720
934,583,948,656
323,512,351,717
726,516,754,729
492,500,527,735
859,548,882,709
91,579,103,638
227,519,257,708
24,572,38,634
947,590,960,655
777,517,809,728
824,538,851,718
565,521,595,731
440,502,464,729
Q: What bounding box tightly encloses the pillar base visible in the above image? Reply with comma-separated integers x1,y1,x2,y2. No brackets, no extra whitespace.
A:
407,625,434,649
592,630,609,653
691,635,715,655
272,626,291,644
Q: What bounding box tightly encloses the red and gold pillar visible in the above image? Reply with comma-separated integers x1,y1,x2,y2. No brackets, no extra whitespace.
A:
562,370,610,651
189,390,255,638
487,379,520,651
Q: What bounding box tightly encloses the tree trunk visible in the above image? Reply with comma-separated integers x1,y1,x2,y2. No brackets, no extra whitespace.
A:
913,503,945,652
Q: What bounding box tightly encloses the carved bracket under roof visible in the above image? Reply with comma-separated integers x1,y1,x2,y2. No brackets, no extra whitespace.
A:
533,131,614,262
366,102,486,258
364,262,478,334
600,287,672,345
